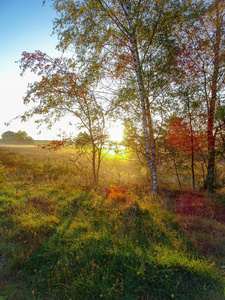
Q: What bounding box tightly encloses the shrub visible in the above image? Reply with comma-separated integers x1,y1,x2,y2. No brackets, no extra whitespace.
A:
106,185,131,202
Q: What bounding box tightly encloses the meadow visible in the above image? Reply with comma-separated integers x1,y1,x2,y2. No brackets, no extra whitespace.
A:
0,144,225,299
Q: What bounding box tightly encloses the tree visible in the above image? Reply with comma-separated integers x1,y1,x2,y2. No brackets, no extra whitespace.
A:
177,0,225,191
1,131,15,141
1,130,34,144
49,0,184,194
19,51,108,186
167,117,207,190
14,130,34,144
72,131,110,186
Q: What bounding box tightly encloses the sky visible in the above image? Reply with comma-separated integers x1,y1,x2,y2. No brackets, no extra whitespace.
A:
0,0,73,140
0,0,124,142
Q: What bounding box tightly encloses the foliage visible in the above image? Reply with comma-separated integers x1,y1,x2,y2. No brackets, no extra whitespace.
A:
122,118,146,164
1,131,15,141
176,0,225,191
16,0,225,195
1,130,34,144
167,118,206,154
48,0,188,194
19,51,110,186
106,184,132,203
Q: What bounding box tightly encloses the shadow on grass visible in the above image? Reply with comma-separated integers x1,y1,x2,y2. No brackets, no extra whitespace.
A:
4,201,223,300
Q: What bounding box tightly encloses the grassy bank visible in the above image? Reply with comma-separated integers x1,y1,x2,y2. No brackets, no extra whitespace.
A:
0,145,224,299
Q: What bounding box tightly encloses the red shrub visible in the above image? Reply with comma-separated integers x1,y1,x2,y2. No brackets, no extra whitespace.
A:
106,185,131,203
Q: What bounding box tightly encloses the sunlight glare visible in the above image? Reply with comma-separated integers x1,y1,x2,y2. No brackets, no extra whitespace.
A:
108,122,124,143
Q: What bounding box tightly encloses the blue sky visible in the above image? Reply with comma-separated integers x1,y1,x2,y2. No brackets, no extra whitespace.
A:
0,0,123,142
0,0,65,139
0,0,58,74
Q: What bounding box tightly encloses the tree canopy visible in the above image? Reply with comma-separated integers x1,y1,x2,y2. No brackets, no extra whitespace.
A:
46,0,188,193
1,131,34,144
17,0,225,192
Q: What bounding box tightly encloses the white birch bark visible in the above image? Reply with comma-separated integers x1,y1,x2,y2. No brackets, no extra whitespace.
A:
128,24,157,194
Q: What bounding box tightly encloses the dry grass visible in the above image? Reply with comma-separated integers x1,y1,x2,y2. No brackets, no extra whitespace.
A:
0,144,224,299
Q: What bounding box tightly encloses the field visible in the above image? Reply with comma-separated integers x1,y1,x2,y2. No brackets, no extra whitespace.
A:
0,144,225,299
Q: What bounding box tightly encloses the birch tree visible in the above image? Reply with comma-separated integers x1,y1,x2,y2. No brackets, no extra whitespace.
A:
50,0,182,193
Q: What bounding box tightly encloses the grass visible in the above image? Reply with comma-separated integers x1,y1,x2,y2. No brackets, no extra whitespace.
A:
0,145,224,299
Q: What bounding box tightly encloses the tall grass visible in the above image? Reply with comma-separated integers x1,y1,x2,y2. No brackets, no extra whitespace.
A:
0,145,224,299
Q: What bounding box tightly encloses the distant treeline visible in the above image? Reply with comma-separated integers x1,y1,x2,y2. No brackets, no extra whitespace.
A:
0,131,52,146
0,140,51,146
0,131,34,144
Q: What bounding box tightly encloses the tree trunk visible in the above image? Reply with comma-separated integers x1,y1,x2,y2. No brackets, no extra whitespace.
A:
206,119,215,191
189,113,195,190
146,97,157,193
191,149,195,191
205,1,220,192
173,157,183,193
129,29,157,194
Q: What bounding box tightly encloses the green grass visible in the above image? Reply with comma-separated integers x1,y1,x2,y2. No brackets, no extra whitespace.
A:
0,146,224,299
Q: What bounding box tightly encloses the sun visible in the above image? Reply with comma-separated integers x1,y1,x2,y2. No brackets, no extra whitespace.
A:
108,122,124,143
